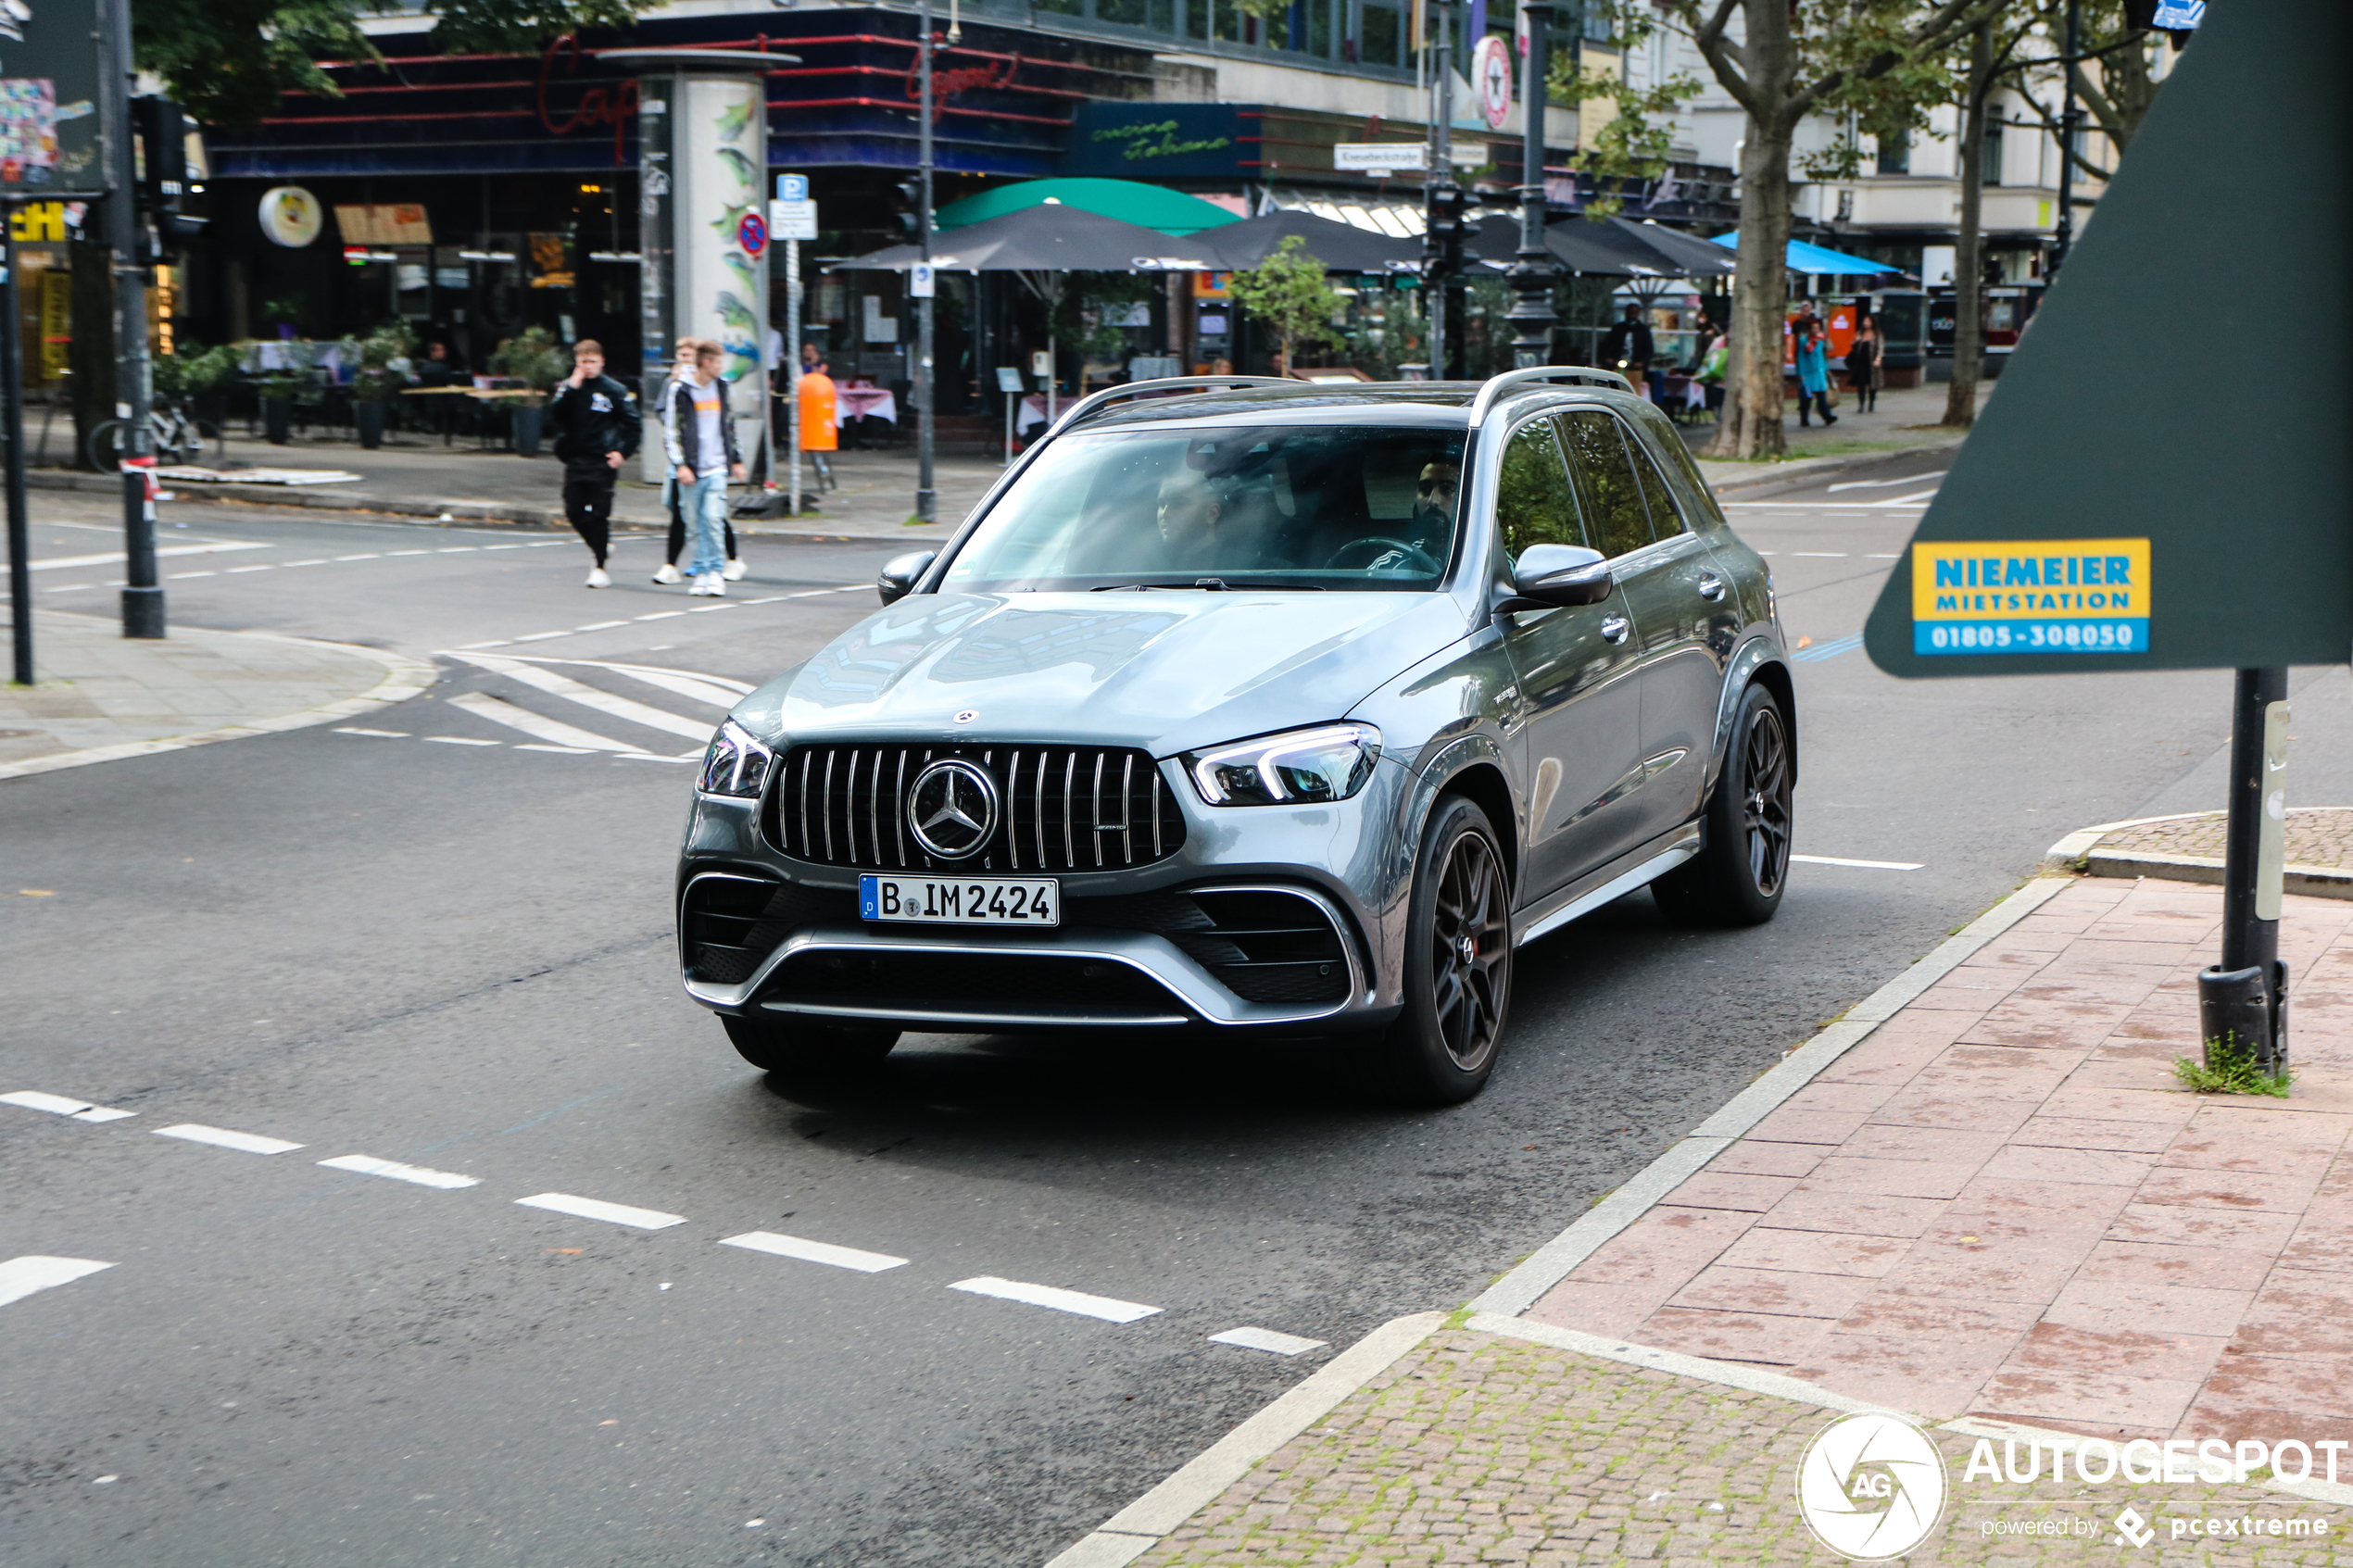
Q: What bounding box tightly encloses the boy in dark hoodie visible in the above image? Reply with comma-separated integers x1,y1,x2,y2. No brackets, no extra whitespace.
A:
546,340,639,587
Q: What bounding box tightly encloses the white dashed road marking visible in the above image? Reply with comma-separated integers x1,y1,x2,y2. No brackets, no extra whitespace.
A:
515,1193,688,1230
333,727,408,738
31,541,269,571
719,1231,909,1273
445,691,647,753
318,1154,482,1190
422,735,500,746
1209,1326,1328,1356
1,1090,136,1122
1826,470,1946,493
0,1257,115,1308
948,1276,1162,1323
1792,854,1925,871
153,1123,305,1155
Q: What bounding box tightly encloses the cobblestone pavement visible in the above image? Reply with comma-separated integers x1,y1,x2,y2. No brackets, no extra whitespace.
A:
2098,812,2353,872
1135,1328,2350,1566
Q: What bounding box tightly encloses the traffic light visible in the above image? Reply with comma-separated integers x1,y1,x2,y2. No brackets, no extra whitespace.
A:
1423,182,1469,279
893,175,924,239
132,97,208,244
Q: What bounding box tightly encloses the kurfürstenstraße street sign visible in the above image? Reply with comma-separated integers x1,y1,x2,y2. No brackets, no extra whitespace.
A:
1864,0,2350,679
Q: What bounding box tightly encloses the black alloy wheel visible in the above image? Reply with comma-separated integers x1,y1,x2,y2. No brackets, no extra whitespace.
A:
1652,680,1794,927
1376,795,1514,1105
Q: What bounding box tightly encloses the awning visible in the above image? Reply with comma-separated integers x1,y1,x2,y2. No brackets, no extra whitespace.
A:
1196,208,1419,272
1709,232,1916,277
935,179,1242,237
832,202,1218,273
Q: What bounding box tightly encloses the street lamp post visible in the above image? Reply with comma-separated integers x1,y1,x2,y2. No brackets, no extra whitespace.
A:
1426,0,1452,378
2050,0,2082,279
103,0,160,638
913,0,937,525
1506,0,1556,370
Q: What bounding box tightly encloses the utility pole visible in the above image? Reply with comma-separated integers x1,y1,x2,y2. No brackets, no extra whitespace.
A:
1426,0,1452,378
2050,0,2083,279
5,218,29,684
912,0,937,525
102,0,160,637
1506,0,1555,369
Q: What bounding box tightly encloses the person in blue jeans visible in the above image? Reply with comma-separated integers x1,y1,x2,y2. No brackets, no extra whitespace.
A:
1794,317,1838,426
662,339,746,596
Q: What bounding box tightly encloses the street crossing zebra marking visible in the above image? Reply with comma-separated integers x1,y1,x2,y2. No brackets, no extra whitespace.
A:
0,1257,114,1309
446,692,648,753
447,653,714,741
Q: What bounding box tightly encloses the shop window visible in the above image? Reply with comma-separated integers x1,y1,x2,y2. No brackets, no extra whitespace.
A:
1149,0,1177,31
1360,1,1401,66
1037,0,1081,16
1307,0,1331,55
1981,120,2004,185
1875,132,1910,176
1212,0,1244,43
1099,0,1147,25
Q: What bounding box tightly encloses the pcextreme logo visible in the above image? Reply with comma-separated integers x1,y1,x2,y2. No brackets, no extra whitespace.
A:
1794,1411,1949,1560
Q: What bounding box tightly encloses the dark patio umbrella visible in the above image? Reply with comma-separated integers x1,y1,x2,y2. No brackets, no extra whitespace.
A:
1604,216,1738,277
1198,208,1421,273
831,202,1220,274
1469,213,1738,278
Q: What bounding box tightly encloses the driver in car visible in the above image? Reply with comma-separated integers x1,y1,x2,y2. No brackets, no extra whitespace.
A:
1352,460,1457,574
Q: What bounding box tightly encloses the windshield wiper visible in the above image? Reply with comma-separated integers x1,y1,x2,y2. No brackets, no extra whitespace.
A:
1090,579,1327,592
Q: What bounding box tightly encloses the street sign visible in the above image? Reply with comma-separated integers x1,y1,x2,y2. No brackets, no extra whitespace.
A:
2151,0,2203,27
1335,143,1428,174
910,262,935,299
1864,0,2350,679
769,198,817,242
1473,36,1513,131
775,172,809,202
995,367,1024,393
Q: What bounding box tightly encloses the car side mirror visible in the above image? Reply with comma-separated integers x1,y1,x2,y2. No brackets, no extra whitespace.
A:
1506,544,1613,608
877,550,937,605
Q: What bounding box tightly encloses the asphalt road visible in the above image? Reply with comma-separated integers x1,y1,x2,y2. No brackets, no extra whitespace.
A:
5,468,2348,1567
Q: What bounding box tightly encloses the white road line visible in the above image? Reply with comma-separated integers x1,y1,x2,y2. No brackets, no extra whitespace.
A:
283,558,331,567
44,583,96,592
333,727,409,738
1866,553,1900,558
0,1089,135,1123
720,1231,909,1273
422,735,501,746
615,753,698,764
0,1257,114,1308
318,1154,480,1189
686,603,737,613
635,611,686,621
455,640,513,650
515,743,595,755
226,564,275,572
386,549,431,557
448,652,715,740
1209,1326,1328,1356
1825,470,1946,493
153,1123,305,1155
31,541,268,571
437,546,479,553
572,621,630,633
1871,488,1942,506
1792,854,1925,871
506,657,750,705
524,540,569,547
1792,552,1848,558
510,631,572,643
483,544,523,551
948,1276,1162,1323
516,1192,686,1230
167,570,217,579
446,691,646,753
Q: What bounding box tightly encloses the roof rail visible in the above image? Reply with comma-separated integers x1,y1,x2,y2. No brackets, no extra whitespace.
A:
1466,366,1635,428
1041,375,1299,440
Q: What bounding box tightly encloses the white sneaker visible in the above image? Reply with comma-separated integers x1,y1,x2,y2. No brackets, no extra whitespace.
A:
652,562,683,585
703,574,727,597
585,567,610,588
723,558,748,582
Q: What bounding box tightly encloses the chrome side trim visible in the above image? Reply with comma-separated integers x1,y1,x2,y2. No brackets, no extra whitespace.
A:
1513,834,1703,948
767,1000,1191,1028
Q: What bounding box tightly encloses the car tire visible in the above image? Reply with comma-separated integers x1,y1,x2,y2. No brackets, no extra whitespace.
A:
722,1013,901,1073
1652,681,1794,928
1374,794,1514,1106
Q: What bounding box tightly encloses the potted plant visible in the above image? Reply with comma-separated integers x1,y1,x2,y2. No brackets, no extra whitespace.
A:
487,326,568,458
351,322,417,449
152,340,239,446
245,338,314,445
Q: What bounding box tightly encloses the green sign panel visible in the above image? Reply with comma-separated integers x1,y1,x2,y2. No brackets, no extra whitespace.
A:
1866,0,2351,678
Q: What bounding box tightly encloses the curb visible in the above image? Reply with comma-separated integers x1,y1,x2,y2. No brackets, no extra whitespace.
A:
0,625,436,784
1033,874,2081,1566
1466,873,2075,1317
2045,811,2353,901
1042,1311,1448,1568
1704,440,1957,499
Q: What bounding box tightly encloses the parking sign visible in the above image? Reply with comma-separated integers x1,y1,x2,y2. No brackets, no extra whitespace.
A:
775,173,809,202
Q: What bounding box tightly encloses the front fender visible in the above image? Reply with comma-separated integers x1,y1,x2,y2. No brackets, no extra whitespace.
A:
1705,633,1796,795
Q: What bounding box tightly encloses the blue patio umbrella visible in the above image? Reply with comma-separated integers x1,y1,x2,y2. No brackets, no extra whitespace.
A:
1709,233,1917,278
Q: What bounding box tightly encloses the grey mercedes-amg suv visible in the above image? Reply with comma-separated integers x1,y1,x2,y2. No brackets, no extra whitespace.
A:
679,368,1793,1103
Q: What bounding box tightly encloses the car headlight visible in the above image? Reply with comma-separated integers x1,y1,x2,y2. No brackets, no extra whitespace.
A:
1183,721,1381,807
698,719,776,797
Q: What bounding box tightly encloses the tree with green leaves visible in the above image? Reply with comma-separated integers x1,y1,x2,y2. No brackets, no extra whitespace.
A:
1225,234,1343,375
133,0,658,129
1546,58,1705,221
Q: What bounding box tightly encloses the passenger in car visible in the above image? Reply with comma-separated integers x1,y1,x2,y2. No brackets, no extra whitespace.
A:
1154,470,1263,570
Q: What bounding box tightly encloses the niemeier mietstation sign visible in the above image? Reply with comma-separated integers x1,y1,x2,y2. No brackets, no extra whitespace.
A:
1908,537,2149,657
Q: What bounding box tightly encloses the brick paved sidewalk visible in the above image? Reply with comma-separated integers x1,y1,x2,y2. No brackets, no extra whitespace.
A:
1053,876,2353,1566
0,608,431,780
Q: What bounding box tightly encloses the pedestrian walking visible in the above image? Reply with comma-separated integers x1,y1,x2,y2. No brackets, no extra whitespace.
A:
1599,304,1655,395
1794,318,1837,427
545,340,638,588
798,353,838,501
651,336,740,584
1844,308,1882,413
664,339,745,597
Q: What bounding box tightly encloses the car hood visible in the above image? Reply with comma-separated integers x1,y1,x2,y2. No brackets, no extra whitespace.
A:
736,591,1471,757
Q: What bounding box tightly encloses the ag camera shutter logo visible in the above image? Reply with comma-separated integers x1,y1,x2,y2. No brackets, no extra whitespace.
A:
1794,1411,1948,1560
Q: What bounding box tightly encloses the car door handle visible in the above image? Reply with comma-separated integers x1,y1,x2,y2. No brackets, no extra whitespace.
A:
1601,614,1630,644
1697,573,1726,600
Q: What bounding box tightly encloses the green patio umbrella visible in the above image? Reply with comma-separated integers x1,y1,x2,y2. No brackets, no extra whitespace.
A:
935,179,1244,237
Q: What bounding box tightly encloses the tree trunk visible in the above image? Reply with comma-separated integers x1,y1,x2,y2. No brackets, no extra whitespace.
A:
68,233,116,471
1942,19,1993,429
1703,0,1800,462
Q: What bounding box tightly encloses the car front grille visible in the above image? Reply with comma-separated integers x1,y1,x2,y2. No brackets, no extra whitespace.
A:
762,742,1188,873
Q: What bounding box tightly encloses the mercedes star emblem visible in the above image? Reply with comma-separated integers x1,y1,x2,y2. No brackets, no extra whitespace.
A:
907,759,998,859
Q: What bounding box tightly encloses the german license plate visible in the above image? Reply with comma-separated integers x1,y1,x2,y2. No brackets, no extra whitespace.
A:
859,874,1060,927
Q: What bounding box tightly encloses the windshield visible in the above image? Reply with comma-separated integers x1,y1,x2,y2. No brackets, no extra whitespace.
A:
940,424,1467,593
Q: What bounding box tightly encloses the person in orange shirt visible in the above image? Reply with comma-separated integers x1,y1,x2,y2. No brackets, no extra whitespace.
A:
798,353,837,495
